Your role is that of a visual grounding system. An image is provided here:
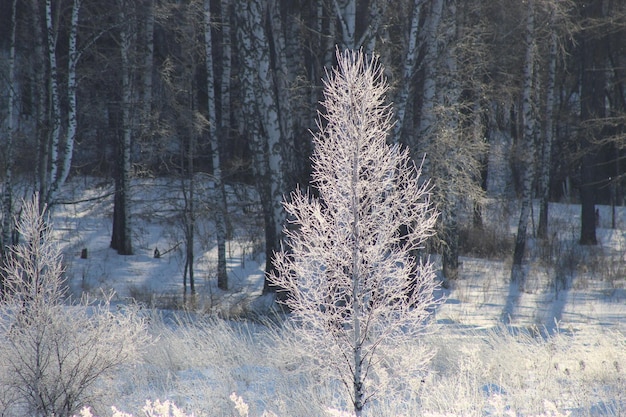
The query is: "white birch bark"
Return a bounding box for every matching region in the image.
[50,0,81,199]
[236,0,284,286]
[42,0,81,205]
[333,0,356,49]
[44,0,61,201]
[204,0,229,290]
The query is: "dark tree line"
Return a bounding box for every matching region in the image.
[1,0,626,294]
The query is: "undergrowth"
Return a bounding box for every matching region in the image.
[71,315,626,417]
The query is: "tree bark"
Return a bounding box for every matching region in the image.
[538,10,558,239]
[511,0,536,283]
[236,0,285,293]
[333,0,356,49]
[44,0,62,204]
[417,0,444,142]
[204,0,229,290]
[142,0,154,119]
[111,4,133,256]
[393,0,422,144]
[41,0,81,205]
[2,0,18,282]
[30,0,48,210]
[579,0,606,246]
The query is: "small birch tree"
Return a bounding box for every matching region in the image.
[270,49,440,416]
[0,195,148,417]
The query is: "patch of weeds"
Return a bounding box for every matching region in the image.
[126,283,184,309]
[459,222,513,259]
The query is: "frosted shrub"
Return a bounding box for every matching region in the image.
[76,400,194,417]
[0,195,149,417]
[270,49,440,416]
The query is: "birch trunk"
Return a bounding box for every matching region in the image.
[236,0,284,292]
[204,0,229,290]
[44,0,62,203]
[42,0,81,205]
[333,0,356,49]
[51,0,81,198]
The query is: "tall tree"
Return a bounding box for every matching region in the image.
[204,0,229,290]
[511,0,537,283]
[392,0,422,144]
[42,0,82,206]
[537,4,560,239]
[1,0,18,292]
[270,49,439,416]
[236,0,286,293]
[110,1,134,256]
[411,0,487,284]
[578,0,607,245]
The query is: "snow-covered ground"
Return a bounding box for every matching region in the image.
[40,177,626,416]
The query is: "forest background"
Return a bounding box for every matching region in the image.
[1,0,626,295]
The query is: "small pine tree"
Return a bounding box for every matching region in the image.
[270,49,440,416]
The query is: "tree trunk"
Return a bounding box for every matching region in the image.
[52,0,81,197]
[142,0,154,119]
[393,0,422,144]
[538,13,558,239]
[204,0,229,290]
[2,0,18,286]
[220,0,231,134]
[334,0,356,49]
[442,203,460,282]
[579,0,606,246]
[30,0,48,210]
[44,0,62,204]
[184,162,196,297]
[417,0,444,142]
[111,5,133,255]
[236,0,285,293]
[511,0,536,283]
[41,0,81,205]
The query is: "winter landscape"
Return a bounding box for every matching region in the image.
[36,177,626,417]
[2,51,626,417]
[3,1,626,416]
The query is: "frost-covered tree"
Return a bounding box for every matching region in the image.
[270,49,440,416]
[0,195,148,417]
